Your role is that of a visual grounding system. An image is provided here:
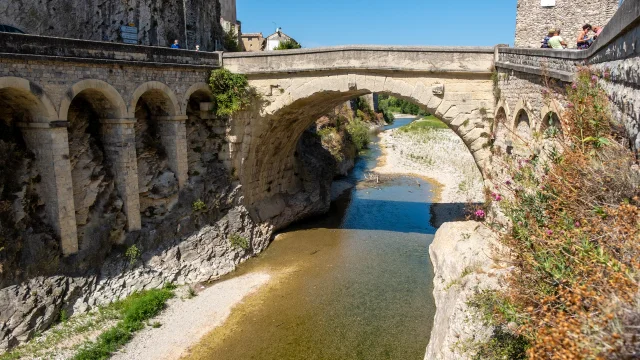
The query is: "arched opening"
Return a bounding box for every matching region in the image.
[513,109,533,156]
[66,89,127,253]
[185,88,218,181]
[133,87,181,222]
[0,86,59,287]
[235,79,490,230]
[540,111,563,139]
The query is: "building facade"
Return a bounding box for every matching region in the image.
[265,28,295,51]
[515,0,619,48]
[241,33,265,52]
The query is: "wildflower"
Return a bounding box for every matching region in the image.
[475,209,486,219]
[571,83,577,90]
[518,221,523,226]
[591,75,598,82]
[505,180,512,186]
[541,88,549,95]
[603,71,610,80]
[575,221,581,228]
[491,193,502,202]
[546,229,554,236]
[567,102,574,108]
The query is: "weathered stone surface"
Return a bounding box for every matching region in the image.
[425,221,510,360]
[0,0,224,51]
[515,0,618,48]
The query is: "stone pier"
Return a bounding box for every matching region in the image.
[19,122,79,255]
[156,115,189,188]
[100,118,142,232]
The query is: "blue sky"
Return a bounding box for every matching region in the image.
[237,0,517,48]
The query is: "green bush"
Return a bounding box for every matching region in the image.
[229,233,250,250]
[208,69,255,117]
[273,39,301,50]
[346,119,370,152]
[192,199,206,212]
[125,245,141,265]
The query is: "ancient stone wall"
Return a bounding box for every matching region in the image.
[0,0,224,51]
[515,0,618,48]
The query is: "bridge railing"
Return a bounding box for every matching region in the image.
[496,0,640,82]
[0,33,222,68]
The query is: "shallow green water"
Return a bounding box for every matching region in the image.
[186,117,437,360]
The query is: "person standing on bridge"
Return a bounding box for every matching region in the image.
[171,40,181,49]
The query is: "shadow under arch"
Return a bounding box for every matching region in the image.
[129,81,180,118]
[60,79,127,120]
[234,73,492,228]
[0,77,58,123]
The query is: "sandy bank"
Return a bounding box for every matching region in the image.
[111,272,270,360]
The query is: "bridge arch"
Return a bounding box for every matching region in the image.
[182,83,213,114]
[512,100,534,143]
[234,72,493,226]
[60,79,127,121]
[0,77,58,123]
[539,100,564,135]
[129,81,180,118]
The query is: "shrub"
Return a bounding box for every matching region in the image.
[125,245,141,266]
[208,68,255,117]
[273,39,301,50]
[223,28,240,52]
[192,199,206,212]
[229,233,249,250]
[318,127,345,162]
[345,119,370,152]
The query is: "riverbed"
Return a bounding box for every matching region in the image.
[183,116,438,360]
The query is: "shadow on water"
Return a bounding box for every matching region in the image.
[184,116,468,360]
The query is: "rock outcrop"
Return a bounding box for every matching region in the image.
[425,221,509,360]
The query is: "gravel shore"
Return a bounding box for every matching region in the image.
[111,272,270,360]
[373,121,484,222]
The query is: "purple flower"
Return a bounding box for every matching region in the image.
[575,221,581,228]
[591,75,599,82]
[571,83,577,90]
[567,102,574,108]
[541,88,549,95]
[505,180,512,186]
[475,210,486,219]
[546,229,554,236]
[603,71,610,79]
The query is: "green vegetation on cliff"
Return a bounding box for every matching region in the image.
[208,69,255,116]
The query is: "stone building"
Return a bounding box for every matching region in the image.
[241,33,265,52]
[515,0,619,48]
[0,0,225,51]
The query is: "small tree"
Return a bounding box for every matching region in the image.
[224,28,240,52]
[274,39,301,50]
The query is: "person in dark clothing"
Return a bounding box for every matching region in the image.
[577,24,593,49]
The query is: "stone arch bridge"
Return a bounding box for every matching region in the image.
[0,0,638,257]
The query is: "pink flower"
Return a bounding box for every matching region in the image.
[491,193,502,202]
[571,83,577,90]
[591,75,599,82]
[567,102,574,108]
[546,229,554,236]
[603,71,610,79]
[475,210,486,219]
[505,180,512,186]
[575,221,581,228]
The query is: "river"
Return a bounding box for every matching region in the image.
[185,116,438,360]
